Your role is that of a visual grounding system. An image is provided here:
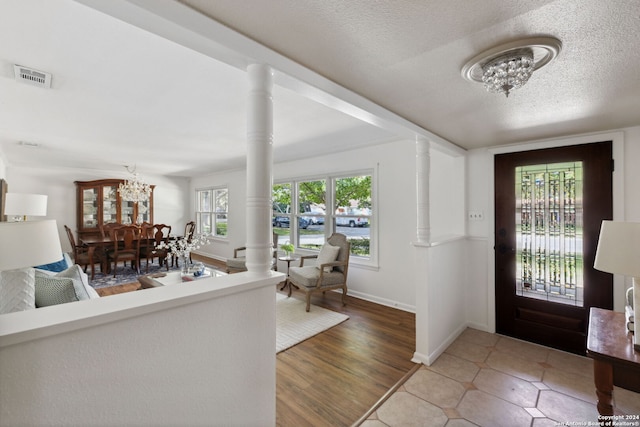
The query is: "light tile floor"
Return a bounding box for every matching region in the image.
[361,328,640,427]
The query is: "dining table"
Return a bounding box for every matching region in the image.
[80,232,185,276]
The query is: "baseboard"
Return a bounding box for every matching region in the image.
[411,323,467,366]
[191,251,226,268]
[346,289,416,313]
[466,321,491,333]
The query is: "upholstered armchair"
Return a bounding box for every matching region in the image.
[286,233,350,312]
[226,232,279,273]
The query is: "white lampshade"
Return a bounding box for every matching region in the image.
[594,220,640,351]
[594,221,640,277]
[0,220,62,271]
[4,193,48,219]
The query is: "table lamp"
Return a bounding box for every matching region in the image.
[3,193,48,221]
[594,220,640,351]
[0,220,62,271]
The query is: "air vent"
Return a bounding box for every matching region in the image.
[13,65,52,89]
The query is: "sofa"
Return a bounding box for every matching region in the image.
[0,253,100,314]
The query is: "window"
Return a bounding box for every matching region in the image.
[272,183,292,248]
[333,175,372,257]
[196,187,228,237]
[298,179,326,250]
[273,172,373,260]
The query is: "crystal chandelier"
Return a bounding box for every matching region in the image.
[461,37,562,98]
[481,49,534,97]
[118,166,151,202]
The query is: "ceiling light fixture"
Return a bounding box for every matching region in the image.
[118,165,151,203]
[461,37,562,98]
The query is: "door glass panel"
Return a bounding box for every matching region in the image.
[515,162,583,306]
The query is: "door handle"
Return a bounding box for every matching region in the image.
[496,244,515,254]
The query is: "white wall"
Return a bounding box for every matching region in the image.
[430,149,465,239]
[0,154,6,180]
[6,166,190,252]
[191,168,246,262]
[464,126,640,332]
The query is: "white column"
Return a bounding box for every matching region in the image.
[416,137,431,243]
[245,64,274,273]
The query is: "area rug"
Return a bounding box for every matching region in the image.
[89,260,181,289]
[276,293,349,353]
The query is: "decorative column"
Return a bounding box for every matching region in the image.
[245,64,274,273]
[416,137,431,243]
[412,136,432,365]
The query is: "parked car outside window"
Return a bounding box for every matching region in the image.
[335,208,370,228]
[273,216,310,229]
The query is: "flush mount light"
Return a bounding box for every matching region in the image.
[461,37,562,97]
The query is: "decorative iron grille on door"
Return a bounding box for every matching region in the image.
[515,162,583,306]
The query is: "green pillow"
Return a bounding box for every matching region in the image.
[34,275,79,307]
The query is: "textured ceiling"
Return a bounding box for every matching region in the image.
[1,0,639,177]
[184,0,640,148]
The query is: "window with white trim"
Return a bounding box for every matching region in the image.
[196,187,228,237]
[273,172,373,259]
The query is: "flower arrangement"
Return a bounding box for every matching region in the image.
[281,241,295,257]
[157,233,209,261]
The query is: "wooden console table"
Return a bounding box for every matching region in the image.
[586,307,640,416]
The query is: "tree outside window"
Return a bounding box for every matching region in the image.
[273,173,372,258]
[272,183,292,247]
[298,179,326,250]
[334,175,371,256]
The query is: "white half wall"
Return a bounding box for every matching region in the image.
[0,272,281,427]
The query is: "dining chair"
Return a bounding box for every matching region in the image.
[64,225,102,279]
[174,221,196,267]
[137,222,154,271]
[184,221,196,241]
[108,225,141,277]
[143,223,171,272]
[99,222,122,261]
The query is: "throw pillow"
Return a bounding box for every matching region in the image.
[34,275,79,307]
[50,265,92,300]
[35,265,97,303]
[316,244,340,273]
[0,268,36,314]
[34,255,71,273]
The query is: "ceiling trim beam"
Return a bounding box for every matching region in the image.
[75,0,465,157]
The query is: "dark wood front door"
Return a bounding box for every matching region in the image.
[495,142,613,354]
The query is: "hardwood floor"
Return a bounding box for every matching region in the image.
[276,289,416,427]
[191,254,417,425]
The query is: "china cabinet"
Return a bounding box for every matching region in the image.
[74,179,154,240]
